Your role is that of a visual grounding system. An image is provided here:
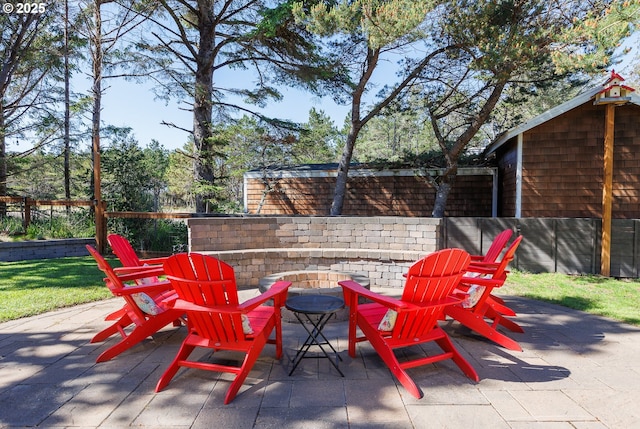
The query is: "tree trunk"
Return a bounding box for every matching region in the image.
[429,81,508,217]
[192,2,216,213]
[431,182,452,218]
[330,124,360,215]
[431,166,457,218]
[91,0,103,207]
[90,0,107,253]
[0,104,6,217]
[64,0,71,209]
[330,47,380,215]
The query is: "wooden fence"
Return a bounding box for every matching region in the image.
[0,197,94,229]
[443,217,640,277]
[0,197,193,254]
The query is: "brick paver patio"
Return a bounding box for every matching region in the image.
[1,289,639,428]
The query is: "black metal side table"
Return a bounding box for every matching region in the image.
[285,294,345,377]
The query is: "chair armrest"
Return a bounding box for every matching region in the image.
[170,290,291,314]
[411,295,462,309]
[110,280,173,296]
[115,267,166,282]
[169,299,234,313]
[239,281,291,312]
[139,256,168,265]
[339,280,409,311]
[460,275,504,289]
[466,263,500,274]
[113,266,165,276]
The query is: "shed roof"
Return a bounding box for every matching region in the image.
[485,76,640,156]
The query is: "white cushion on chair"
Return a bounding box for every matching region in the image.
[378,309,398,331]
[132,293,163,315]
[241,314,254,335]
[462,272,488,308]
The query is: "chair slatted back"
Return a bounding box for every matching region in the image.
[483,229,513,263]
[108,234,142,267]
[164,253,245,343]
[489,235,523,281]
[395,248,470,339]
[86,244,147,325]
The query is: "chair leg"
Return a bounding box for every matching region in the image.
[359,321,423,399]
[104,307,127,321]
[486,296,517,317]
[91,313,132,344]
[485,307,524,333]
[224,334,270,404]
[497,317,524,333]
[446,306,522,352]
[156,341,196,392]
[434,333,479,382]
[96,312,181,363]
[273,317,283,359]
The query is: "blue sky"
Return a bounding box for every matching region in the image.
[99,34,640,153]
[6,72,351,154]
[100,78,350,151]
[7,29,637,154]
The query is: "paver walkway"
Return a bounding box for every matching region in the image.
[1,290,639,428]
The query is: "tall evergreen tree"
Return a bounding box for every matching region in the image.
[293,0,439,215]
[406,0,640,217]
[0,9,62,214]
[136,0,343,212]
[297,0,640,216]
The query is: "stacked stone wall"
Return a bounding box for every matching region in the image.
[188,217,442,288]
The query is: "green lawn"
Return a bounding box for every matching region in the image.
[499,271,640,326]
[1,257,639,326]
[0,256,113,322]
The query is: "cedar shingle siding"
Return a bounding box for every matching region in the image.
[495,102,640,218]
[245,169,494,216]
[497,143,518,217]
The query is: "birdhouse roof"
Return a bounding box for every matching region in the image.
[606,70,625,84]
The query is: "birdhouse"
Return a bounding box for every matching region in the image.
[595,70,635,104]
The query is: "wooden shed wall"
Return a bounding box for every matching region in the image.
[611,105,640,216]
[497,142,518,217]
[497,102,640,219]
[521,102,604,217]
[245,170,494,217]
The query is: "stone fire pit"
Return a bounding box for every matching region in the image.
[258,270,370,322]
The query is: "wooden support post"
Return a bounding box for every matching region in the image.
[601,103,615,276]
[95,199,106,254]
[93,132,106,254]
[23,197,31,230]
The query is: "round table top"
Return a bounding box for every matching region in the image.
[285,294,345,315]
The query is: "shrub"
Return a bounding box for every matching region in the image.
[107,218,188,254]
[0,216,25,237]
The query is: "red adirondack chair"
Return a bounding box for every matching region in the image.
[87,245,182,363]
[468,228,515,315]
[445,235,524,351]
[471,229,513,264]
[107,233,168,276]
[156,253,291,404]
[339,248,479,399]
[468,232,524,321]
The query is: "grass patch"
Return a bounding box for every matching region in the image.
[0,257,113,322]
[500,271,640,326]
[1,258,639,326]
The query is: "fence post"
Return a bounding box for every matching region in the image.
[94,199,107,254]
[23,197,31,231]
